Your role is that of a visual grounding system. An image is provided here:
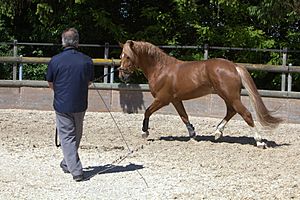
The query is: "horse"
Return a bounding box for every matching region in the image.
[118,40,283,148]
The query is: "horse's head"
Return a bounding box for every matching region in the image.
[118,40,137,82]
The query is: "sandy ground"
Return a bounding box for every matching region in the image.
[0,109,299,200]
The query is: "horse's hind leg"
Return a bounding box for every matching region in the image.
[214,104,236,140]
[172,101,196,138]
[231,99,266,148]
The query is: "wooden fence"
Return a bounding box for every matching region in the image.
[1,41,300,97]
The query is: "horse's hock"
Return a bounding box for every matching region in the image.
[0,80,299,123]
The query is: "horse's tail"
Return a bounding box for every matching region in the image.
[236,65,283,128]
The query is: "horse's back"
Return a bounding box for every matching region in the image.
[153,57,242,101]
[204,58,237,70]
[176,58,239,83]
[177,58,237,73]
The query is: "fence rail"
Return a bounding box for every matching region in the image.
[1,56,300,72]
[0,56,120,66]
[1,41,300,95]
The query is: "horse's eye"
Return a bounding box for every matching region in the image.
[120,53,128,59]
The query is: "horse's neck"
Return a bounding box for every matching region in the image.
[140,55,179,82]
[142,64,160,81]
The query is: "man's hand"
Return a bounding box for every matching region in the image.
[48,82,54,90]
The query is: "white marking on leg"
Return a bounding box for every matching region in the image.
[254,130,262,142]
[214,119,227,140]
[217,119,227,132]
[254,126,266,148]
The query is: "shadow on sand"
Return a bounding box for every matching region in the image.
[83,163,144,181]
[157,134,290,148]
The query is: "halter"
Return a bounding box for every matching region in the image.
[118,65,136,75]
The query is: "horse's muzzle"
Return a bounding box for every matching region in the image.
[120,73,131,83]
[118,67,131,82]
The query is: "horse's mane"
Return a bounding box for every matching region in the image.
[124,41,175,63]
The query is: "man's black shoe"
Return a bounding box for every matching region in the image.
[73,174,84,182]
[60,162,70,173]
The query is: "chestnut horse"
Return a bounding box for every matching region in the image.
[119,40,282,148]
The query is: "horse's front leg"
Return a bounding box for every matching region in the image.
[142,99,167,138]
[172,101,196,138]
[142,118,149,138]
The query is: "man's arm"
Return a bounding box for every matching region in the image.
[89,59,94,87]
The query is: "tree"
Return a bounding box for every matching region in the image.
[0,0,300,89]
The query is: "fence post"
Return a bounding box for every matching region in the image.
[19,55,23,81]
[103,42,109,83]
[204,44,208,60]
[13,40,18,80]
[288,63,292,92]
[281,47,287,91]
[108,43,115,83]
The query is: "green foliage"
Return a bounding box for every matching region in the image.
[22,63,47,80]
[21,49,47,80]
[0,0,16,18]
[35,3,53,25]
[0,0,300,89]
[0,44,13,79]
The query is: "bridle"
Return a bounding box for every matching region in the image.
[118,66,130,74]
[119,51,137,76]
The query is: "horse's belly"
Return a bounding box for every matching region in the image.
[175,87,213,100]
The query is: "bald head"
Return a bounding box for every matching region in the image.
[61,28,79,48]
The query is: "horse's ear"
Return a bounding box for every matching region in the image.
[118,42,123,48]
[126,40,134,48]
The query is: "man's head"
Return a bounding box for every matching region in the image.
[61,28,79,48]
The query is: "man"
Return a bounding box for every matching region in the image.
[46,28,94,182]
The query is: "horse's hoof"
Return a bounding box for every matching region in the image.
[141,131,149,139]
[189,131,196,138]
[189,135,197,141]
[214,129,223,140]
[256,141,267,149]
